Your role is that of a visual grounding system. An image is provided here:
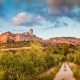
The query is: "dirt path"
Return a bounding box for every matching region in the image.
[0,47,30,51]
[0,47,43,51]
[54,62,76,80]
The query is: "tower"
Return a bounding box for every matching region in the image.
[29,29,33,36]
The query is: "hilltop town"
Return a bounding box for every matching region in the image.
[0,29,80,45]
[0,29,42,43]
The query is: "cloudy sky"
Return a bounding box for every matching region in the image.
[0,0,80,39]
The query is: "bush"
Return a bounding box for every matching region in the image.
[0,41,63,80]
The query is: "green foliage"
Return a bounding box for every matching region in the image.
[69,63,80,80]
[0,41,30,49]
[67,53,74,62]
[0,41,65,80]
[67,51,80,65]
[0,41,80,79]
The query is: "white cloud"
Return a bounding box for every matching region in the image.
[12,12,43,26]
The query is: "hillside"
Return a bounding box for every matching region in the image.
[0,29,80,45]
[0,29,42,43]
[43,37,80,45]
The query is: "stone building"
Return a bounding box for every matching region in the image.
[0,29,42,43]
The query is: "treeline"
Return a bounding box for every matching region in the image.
[45,43,80,65]
[0,41,31,49]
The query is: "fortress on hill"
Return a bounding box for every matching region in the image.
[0,29,42,43]
[0,29,80,45]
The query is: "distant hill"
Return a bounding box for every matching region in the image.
[43,37,80,45]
